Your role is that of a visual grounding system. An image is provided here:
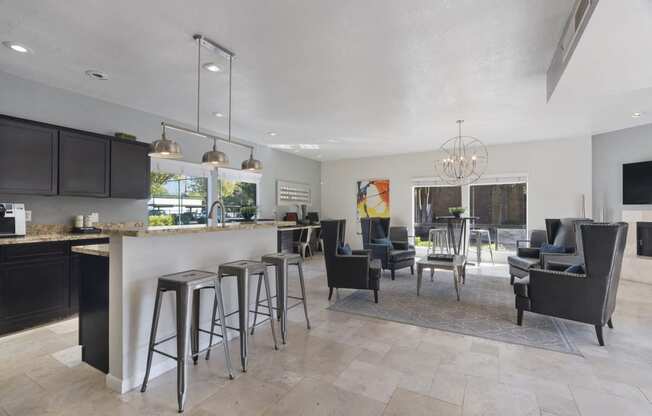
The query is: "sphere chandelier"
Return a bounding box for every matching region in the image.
[434,120,488,186]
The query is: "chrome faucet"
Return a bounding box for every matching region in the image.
[208,200,226,227]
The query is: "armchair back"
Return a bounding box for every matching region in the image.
[545,218,593,253]
[582,222,628,324]
[389,226,409,243]
[360,217,390,249]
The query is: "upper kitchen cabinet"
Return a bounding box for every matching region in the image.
[110,139,151,198]
[0,117,58,195]
[59,130,110,197]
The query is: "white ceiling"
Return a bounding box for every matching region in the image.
[0,0,650,161]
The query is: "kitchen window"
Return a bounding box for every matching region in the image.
[217,168,261,220]
[149,160,211,226]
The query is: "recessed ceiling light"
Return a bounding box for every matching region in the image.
[202,63,222,72]
[269,144,293,149]
[299,144,320,150]
[213,112,224,117]
[632,112,643,118]
[2,41,32,54]
[85,70,109,80]
[267,132,278,137]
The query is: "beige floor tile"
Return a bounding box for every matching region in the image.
[333,359,402,403]
[262,377,385,416]
[640,385,652,403]
[194,375,287,416]
[429,367,467,406]
[51,345,82,368]
[462,375,538,416]
[45,318,79,335]
[571,386,652,416]
[383,388,461,416]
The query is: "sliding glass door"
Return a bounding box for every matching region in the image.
[413,185,461,249]
[469,182,527,262]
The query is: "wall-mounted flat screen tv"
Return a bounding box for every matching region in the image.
[623,160,652,204]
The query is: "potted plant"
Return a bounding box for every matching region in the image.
[448,207,465,218]
[240,205,257,222]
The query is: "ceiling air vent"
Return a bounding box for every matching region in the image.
[546,0,599,101]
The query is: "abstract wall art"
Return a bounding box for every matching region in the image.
[356,179,390,218]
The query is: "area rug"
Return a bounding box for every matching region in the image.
[328,270,582,355]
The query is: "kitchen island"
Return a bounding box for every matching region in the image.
[104,222,289,393]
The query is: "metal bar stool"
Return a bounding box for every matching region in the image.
[251,253,311,344]
[215,260,278,372]
[469,228,495,265]
[428,228,450,255]
[141,270,233,413]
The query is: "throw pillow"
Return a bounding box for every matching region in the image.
[373,237,394,250]
[337,243,352,256]
[565,264,585,274]
[539,243,568,254]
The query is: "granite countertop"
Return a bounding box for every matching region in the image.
[103,221,297,237]
[71,244,109,257]
[0,233,110,246]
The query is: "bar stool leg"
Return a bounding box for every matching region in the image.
[262,269,279,350]
[487,231,495,265]
[205,289,219,361]
[250,273,263,335]
[141,285,163,393]
[236,270,250,372]
[176,286,192,413]
[191,289,200,365]
[215,279,234,380]
[297,262,311,330]
[277,262,288,344]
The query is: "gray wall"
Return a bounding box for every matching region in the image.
[592,123,652,221]
[0,71,321,225]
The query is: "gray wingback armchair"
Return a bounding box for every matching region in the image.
[507,218,593,285]
[360,218,416,280]
[321,219,381,303]
[513,222,628,346]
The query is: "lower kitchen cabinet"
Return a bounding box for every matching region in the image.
[0,239,108,336]
[0,256,70,335]
[78,253,109,373]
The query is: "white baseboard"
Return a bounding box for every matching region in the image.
[105,360,177,394]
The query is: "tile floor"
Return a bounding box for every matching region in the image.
[1,256,651,415]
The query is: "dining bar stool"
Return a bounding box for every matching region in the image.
[140,270,234,413]
[428,228,450,255]
[252,253,311,344]
[215,260,278,372]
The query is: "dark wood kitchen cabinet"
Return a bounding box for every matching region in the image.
[59,130,111,197]
[111,138,151,198]
[0,253,70,335]
[0,117,59,195]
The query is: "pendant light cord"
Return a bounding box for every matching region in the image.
[196,36,201,132]
[228,54,233,143]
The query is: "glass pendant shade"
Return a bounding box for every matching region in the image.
[149,132,183,159]
[241,153,263,172]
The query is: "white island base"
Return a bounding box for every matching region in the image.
[106,225,278,393]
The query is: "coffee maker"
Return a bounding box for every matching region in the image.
[0,203,26,237]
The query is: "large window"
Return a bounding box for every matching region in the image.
[470,182,527,251]
[149,172,208,226]
[220,179,258,220]
[413,185,461,246]
[217,168,260,220]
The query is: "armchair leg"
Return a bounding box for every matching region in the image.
[510,275,515,285]
[607,318,614,329]
[410,265,414,275]
[595,325,605,346]
[373,290,378,304]
[328,287,334,301]
[517,309,523,326]
[391,269,395,280]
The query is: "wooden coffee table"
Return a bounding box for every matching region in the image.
[416,255,466,301]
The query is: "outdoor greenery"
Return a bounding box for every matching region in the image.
[221,180,256,207]
[149,214,175,226]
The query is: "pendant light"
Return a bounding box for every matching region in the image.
[148,128,183,159]
[241,149,263,171]
[152,34,262,172]
[199,35,228,168]
[434,120,488,185]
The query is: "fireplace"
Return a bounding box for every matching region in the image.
[637,222,652,257]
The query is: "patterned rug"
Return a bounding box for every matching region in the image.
[328,270,582,355]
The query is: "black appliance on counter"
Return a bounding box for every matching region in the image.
[637,222,652,257]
